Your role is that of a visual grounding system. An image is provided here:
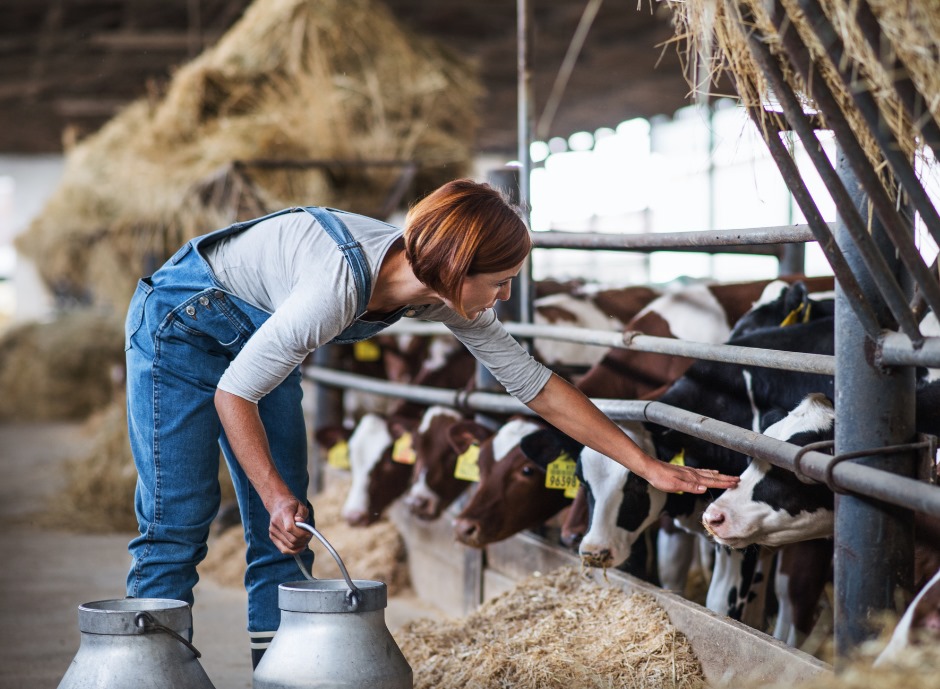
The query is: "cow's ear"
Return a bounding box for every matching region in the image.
[387,414,419,439]
[315,425,351,449]
[520,429,582,469]
[782,281,810,316]
[447,421,492,454]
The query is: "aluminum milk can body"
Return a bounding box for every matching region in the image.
[253,579,413,689]
[58,598,216,689]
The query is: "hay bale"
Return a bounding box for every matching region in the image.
[17,0,479,312]
[0,310,123,422]
[48,394,236,533]
[667,0,938,203]
[201,472,411,595]
[396,566,706,689]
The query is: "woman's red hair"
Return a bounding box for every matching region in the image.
[404,179,531,318]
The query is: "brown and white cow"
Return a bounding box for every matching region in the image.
[315,335,477,526]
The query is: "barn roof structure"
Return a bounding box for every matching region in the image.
[1,0,696,155]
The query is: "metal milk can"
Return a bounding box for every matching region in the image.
[58,597,216,689]
[253,522,413,689]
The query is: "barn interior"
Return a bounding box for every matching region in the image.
[2,1,940,688]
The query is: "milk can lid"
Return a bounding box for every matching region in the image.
[278,579,387,613]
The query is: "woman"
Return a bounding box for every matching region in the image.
[124,178,737,666]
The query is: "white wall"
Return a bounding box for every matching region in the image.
[0,154,65,326]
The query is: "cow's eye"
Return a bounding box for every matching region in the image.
[521,465,534,476]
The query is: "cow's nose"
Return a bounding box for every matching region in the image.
[702,508,725,532]
[407,496,432,519]
[454,518,482,547]
[343,509,370,527]
[580,548,613,568]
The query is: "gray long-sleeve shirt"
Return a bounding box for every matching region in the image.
[202,210,551,404]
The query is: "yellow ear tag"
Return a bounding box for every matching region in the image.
[392,432,416,465]
[669,449,685,466]
[327,440,350,469]
[545,452,578,494]
[353,339,382,362]
[670,449,685,494]
[779,302,806,327]
[454,444,481,482]
[564,478,580,499]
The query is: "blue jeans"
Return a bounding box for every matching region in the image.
[124,231,313,639]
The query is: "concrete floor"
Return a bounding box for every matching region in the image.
[0,422,442,689]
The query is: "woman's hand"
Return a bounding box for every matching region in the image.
[643,460,739,495]
[268,496,313,554]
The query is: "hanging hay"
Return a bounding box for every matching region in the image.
[201,472,410,595]
[0,310,123,422]
[396,566,706,689]
[47,394,236,533]
[16,0,480,313]
[666,0,939,204]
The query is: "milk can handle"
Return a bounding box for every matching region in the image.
[134,611,202,659]
[292,521,362,610]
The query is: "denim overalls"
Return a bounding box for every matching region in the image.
[123,207,408,645]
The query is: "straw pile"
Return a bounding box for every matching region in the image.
[396,566,706,689]
[737,642,940,689]
[48,394,237,533]
[667,0,939,202]
[16,0,479,312]
[201,472,411,595]
[0,310,123,421]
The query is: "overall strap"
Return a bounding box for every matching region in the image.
[302,207,373,318]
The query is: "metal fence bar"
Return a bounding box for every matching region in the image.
[302,366,940,519]
[382,320,837,374]
[741,107,884,339]
[737,2,925,345]
[879,332,940,368]
[798,0,940,248]
[532,225,816,254]
[768,0,940,333]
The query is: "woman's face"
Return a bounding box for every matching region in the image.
[448,262,524,319]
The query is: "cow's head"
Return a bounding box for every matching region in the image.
[702,394,835,547]
[729,280,835,339]
[453,419,580,548]
[576,422,693,569]
[403,407,492,520]
[339,413,417,526]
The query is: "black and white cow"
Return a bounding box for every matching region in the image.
[875,567,940,666]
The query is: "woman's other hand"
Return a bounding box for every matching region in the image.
[268,496,313,554]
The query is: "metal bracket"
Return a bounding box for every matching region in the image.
[793,438,935,493]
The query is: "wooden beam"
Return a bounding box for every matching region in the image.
[89,30,222,51]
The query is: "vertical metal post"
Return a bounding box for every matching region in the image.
[516,0,534,328]
[833,150,916,661]
[310,345,344,495]
[779,244,806,276]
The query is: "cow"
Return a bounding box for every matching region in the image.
[875,567,940,666]
[452,419,580,548]
[450,280,824,549]
[573,421,774,628]
[576,276,834,401]
[531,286,660,380]
[314,336,477,526]
[402,406,494,520]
